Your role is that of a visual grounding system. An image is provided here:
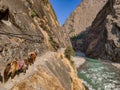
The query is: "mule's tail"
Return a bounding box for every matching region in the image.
[4,63,11,83]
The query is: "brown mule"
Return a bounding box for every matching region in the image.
[28,57,33,65]
[24,58,30,68]
[4,60,18,82]
[28,52,37,64]
[4,63,11,83]
[3,59,29,83]
[10,60,19,79]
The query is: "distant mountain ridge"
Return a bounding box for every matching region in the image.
[62,0,108,36]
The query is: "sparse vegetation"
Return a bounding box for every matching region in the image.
[70,31,88,40]
[70,76,73,83]
[49,37,57,50]
[64,46,75,65]
[30,10,37,18]
[69,29,75,33]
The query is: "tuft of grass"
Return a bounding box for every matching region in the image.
[70,31,87,40]
[49,37,58,50]
[30,10,37,18]
[49,37,55,47]
[49,36,59,50]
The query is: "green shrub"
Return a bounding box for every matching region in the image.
[31,10,37,18]
[70,31,87,40]
[69,29,75,33]
[49,37,55,47]
[64,46,75,65]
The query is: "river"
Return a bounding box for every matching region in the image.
[77,58,120,90]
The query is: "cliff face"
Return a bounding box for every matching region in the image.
[0,0,71,68]
[84,0,120,62]
[62,0,108,37]
[0,0,85,89]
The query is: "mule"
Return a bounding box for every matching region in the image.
[3,59,29,83]
[4,63,11,83]
[28,51,37,65]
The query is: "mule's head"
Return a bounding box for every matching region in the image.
[28,51,37,61]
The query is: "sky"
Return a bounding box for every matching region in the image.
[50,0,81,26]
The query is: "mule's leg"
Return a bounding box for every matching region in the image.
[4,72,9,83]
[11,73,14,79]
[16,69,20,76]
[28,58,32,65]
[30,59,33,65]
[3,76,7,83]
[0,74,3,83]
[11,70,15,79]
[31,59,33,64]
[26,66,28,70]
[23,69,26,73]
[22,66,27,74]
[33,59,35,64]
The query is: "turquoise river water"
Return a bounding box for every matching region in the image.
[78,58,120,90]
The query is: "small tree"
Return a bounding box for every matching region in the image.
[64,46,75,60]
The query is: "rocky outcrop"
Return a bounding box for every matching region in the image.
[0,0,71,70]
[11,52,85,90]
[84,0,120,62]
[62,0,108,37]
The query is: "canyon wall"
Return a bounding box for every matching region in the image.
[84,0,120,62]
[0,0,71,69]
[0,0,85,90]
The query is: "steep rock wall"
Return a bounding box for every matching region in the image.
[84,0,120,62]
[0,0,71,71]
[0,0,84,90]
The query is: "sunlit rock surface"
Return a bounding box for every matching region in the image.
[11,52,85,90]
[62,0,108,37]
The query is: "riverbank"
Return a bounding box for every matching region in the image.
[102,59,120,70]
[77,57,120,90]
[112,63,120,69]
[73,56,86,69]
[72,51,86,69]
[72,52,120,70]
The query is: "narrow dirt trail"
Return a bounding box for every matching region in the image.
[0,50,86,90]
[0,51,55,90]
